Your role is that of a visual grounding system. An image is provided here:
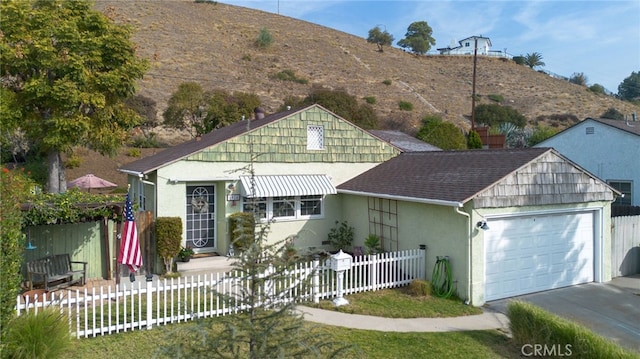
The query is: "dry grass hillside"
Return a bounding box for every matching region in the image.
[68,0,638,187]
[96,0,637,134]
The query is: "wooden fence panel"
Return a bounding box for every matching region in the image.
[611,215,640,277]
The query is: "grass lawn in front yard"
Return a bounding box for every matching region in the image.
[63,287,522,358]
[310,287,483,318]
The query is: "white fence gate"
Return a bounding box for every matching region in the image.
[16,249,425,338]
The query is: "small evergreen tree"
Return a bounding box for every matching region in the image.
[467,130,483,149]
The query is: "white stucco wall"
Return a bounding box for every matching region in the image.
[536,120,640,206]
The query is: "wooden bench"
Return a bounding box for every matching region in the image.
[26,254,87,291]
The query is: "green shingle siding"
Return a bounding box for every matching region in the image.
[186,109,398,163]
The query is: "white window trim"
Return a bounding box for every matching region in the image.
[243,195,325,222]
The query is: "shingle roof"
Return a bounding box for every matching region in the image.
[119,106,303,175]
[337,147,551,205]
[368,130,441,152]
[589,118,640,137]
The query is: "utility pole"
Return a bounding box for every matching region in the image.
[471,37,478,131]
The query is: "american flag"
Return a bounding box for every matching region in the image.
[117,192,142,273]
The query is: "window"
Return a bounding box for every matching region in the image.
[307,125,324,150]
[242,195,324,220]
[608,181,632,206]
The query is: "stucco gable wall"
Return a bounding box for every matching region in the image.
[474,151,614,208]
[536,120,640,205]
[187,107,398,163]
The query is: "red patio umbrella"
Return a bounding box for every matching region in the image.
[67,174,118,192]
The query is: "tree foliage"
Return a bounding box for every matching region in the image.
[282,86,379,129]
[367,26,394,52]
[467,130,483,149]
[0,167,35,344]
[569,72,588,86]
[155,217,183,274]
[528,125,558,147]
[163,82,261,137]
[397,21,436,55]
[588,83,606,95]
[416,115,466,150]
[618,71,640,101]
[0,0,149,193]
[524,52,545,69]
[600,107,625,120]
[474,104,527,128]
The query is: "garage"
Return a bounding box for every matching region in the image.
[484,211,596,301]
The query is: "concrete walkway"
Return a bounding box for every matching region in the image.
[296,305,510,333]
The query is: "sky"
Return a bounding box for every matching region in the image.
[221,0,639,93]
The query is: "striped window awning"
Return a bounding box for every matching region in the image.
[240,175,337,198]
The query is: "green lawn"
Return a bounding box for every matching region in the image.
[62,288,523,358]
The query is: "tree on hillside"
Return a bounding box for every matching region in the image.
[416,115,466,150]
[281,86,379,129]
[618,71,640,101]
[569,72,588,86]
[0,0,149,193]
[163,83,261,137]
[600,108,624,120]
[588,83,606,95]
[397,21,436,55]
[474,104,527,128]
[524,52,545,69]
[367,26,394,52]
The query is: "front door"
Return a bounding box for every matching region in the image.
[186,185,216,253]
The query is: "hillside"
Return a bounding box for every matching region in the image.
[96,0,637,135]
[65,0,638,187]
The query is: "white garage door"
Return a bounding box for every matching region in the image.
[484,211,594,301]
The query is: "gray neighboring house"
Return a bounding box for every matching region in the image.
[535,117,640,207]
[369,130,441,152]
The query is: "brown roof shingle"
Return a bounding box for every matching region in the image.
[337,147,551,205]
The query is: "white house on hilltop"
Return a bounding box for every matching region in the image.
[437,35,495,56]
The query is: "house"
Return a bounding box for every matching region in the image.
[337,148,618,305]
[535,117,640,207]
[437,35,492,55]
[119,104,400,256]
[368,130,441,152]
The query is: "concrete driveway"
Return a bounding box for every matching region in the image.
[485,274,640,354]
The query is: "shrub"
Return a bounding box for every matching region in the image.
[255,27,273,49]
[601,107,624,120]
[327,220,354,252]
[467,130,483,149]
[507,301,638,358]
[242,54,251,61]
[406,279,431,297]
[274,69,308,84]
[4,307,71,359]
[155,217,183,274]
[382,79,392,85]
[588,83,606,95]
[127,148,141,157]
[129,134,162,148]
[64,154,82,169]
[416,115,466,150]
[363,96,377,104]
[0,168,35,343]
[512,56,526,65]
[228,212,255,253]
[528,125,558,146]
[487,94,504,103]
[364,234,381,254]
[398,101,413,111]
[474,103,527,128]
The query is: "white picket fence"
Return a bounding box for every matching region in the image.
[16,248,425,338]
